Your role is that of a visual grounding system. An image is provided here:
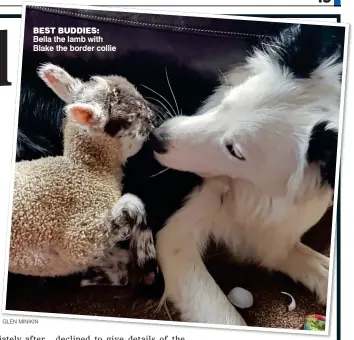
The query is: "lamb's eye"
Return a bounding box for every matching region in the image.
[104,118,130,137]
[226,144,246,161]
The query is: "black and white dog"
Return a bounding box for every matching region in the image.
[16,23,342,324]
[150,24,342,324]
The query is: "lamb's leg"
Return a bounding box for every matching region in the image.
[273,242,329,304]
[80,248,130,287]
[116,194,164,298]
[80,193,161,291]
[79,194,140,287]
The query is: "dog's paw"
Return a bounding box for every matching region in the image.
[278,244,330,305]
[299,250,329,305]
[312,255,329,305]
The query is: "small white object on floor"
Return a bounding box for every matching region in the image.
[281,291,296,311]
[227,287,254,309]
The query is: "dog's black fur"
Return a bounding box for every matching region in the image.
[308,121,338,189]
[259,24,343,189]
[263,24,344,79]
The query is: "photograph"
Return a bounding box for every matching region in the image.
[4,3,347,333]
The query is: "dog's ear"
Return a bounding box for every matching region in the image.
[37,63,82,103]
[307,121,338,189]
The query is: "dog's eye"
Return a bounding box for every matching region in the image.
[226,144,246,161]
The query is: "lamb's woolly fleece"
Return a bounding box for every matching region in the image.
[10,117,125,277]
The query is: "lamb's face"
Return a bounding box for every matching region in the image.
[72,75,155,158]
[38,63,155,159]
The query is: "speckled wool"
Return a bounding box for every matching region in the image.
[10,118,125,276]
[10,63,156,283]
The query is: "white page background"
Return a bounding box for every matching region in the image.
[0,4,351,340]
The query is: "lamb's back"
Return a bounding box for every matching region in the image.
[11,156,121,252]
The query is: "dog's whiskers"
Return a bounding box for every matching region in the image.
[149,103,168,123]
[146,97,173,120]
[141,84,177,118]
[149,168,170,178]
[146,96,174,120]
[165,67,181,116]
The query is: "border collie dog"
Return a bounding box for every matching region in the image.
[151,24,342,325]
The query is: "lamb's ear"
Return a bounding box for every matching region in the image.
[65,103,103,127]
[37,63,82,103]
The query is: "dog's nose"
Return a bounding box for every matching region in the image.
[150,129,168,154]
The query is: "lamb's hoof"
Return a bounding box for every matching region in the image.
[136,259,165,299]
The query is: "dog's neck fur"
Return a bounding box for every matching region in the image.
[63,118,123,175]
[205,163,331,228]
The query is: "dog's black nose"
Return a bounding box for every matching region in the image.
[150,129,168,154]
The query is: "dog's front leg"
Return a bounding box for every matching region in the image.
[275,242,329,304]
[156,210,246,326]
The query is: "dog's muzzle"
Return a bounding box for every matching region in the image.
[150,128,169,154]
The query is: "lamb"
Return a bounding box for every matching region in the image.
[9,63,158,287]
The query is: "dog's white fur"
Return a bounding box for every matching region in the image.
[154,42,340,325]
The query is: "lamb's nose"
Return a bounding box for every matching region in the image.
[150,129,169,154]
